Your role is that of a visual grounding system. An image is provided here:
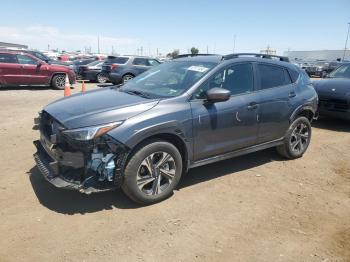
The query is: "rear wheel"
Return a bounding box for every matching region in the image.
[122,140,183,204]
[51,74,66,90]
[276,116,312,159]
[122,74,134,84]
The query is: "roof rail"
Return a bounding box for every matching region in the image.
[223,53,290,62]
[174,53,218,59]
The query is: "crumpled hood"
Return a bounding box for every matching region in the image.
[313,78,350,99]
[44,87,159,129]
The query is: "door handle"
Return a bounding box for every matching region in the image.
[289,91,296,98]
[247,102,258,110]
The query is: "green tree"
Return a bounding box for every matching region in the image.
[190,47,199,55]
[166,49,180,59]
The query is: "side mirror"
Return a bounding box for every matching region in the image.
[36,61,42,67]
[206,87,231,103]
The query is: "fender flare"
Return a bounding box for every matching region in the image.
[289,104,316,123]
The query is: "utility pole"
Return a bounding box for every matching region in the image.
[206,45,209,54]
[47,44,50,51]
[140,46,143,56]
[156,48,159,57]
[233,34,236,53]
[97,36,100,54]
[342,22,350,61]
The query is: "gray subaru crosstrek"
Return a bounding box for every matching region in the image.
[33,53,318,204]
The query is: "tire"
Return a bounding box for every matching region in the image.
[96,73,108,83]
[276,116,312,159]
[122,74,134,84]
[122,140,183,204]
[51,74,66,90]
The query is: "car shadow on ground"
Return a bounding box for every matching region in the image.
[27,148,281,214]
[312,117,350,132]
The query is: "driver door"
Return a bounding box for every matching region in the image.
[16,54,49,85]
[190,63,260,161]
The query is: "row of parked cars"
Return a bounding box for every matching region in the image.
[0,48,161,88]
[31,52,350,205]
[293,60,343,78]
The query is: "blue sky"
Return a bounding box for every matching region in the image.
[0,0,349,55]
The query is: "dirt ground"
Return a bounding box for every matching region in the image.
[0,83,349,262]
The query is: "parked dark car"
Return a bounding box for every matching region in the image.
[101,55,160,84]
[304,61,342,78]
[0,51,76,89]
[70,58,99,75]
[313,63,350,120]
[33,54,318,204]
[77,60,107,83]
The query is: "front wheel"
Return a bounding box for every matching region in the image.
[122,140,183,204]
[276,116,312,159]
[96,73,108,83]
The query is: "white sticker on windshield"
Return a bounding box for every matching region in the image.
[187,66,209,73]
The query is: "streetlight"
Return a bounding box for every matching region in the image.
[342,22,350,61]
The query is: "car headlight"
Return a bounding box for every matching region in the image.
[62,121,122,141]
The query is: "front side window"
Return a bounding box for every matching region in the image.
[120,61,217,98]
[16,54,37,65]
[193,63,254,99]
[258,64,291,89]
[0,53,17,63]
[329,64,350,79]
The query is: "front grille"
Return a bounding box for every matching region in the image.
[319,98,349,112]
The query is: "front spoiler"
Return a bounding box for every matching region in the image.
[33,140,117,194]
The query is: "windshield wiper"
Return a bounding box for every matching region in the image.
[122,89,153,99]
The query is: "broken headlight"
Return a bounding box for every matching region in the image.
[62,122,123,141]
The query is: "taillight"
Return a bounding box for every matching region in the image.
[111,64,118,70]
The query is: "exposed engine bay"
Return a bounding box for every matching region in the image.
[33,111,129,193]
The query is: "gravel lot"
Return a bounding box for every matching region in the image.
[0,82,349,262]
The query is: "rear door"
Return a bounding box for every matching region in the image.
[0,53,22,85]
[255,63,295,143]
[16,54,50,85]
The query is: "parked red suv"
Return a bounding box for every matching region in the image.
[0,51,76,89]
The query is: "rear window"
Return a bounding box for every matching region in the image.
[106,56,129,64]
[0,53,17,63]
[258,64,292,89]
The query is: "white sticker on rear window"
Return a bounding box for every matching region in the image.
[187,66,209,73]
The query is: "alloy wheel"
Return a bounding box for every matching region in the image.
[136,152,176,196]
[289,122,310,154]
[123,75,133,84]
[56,75,66,88]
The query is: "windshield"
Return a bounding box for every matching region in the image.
[120,61,217,98]
[33,52,50,61]
[329,64,350,79]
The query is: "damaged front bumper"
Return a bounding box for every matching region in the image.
[33,112,129,194]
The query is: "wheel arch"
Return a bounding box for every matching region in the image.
[126,132,190,173]
[50,72,67,85]
[290,105,316,123]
